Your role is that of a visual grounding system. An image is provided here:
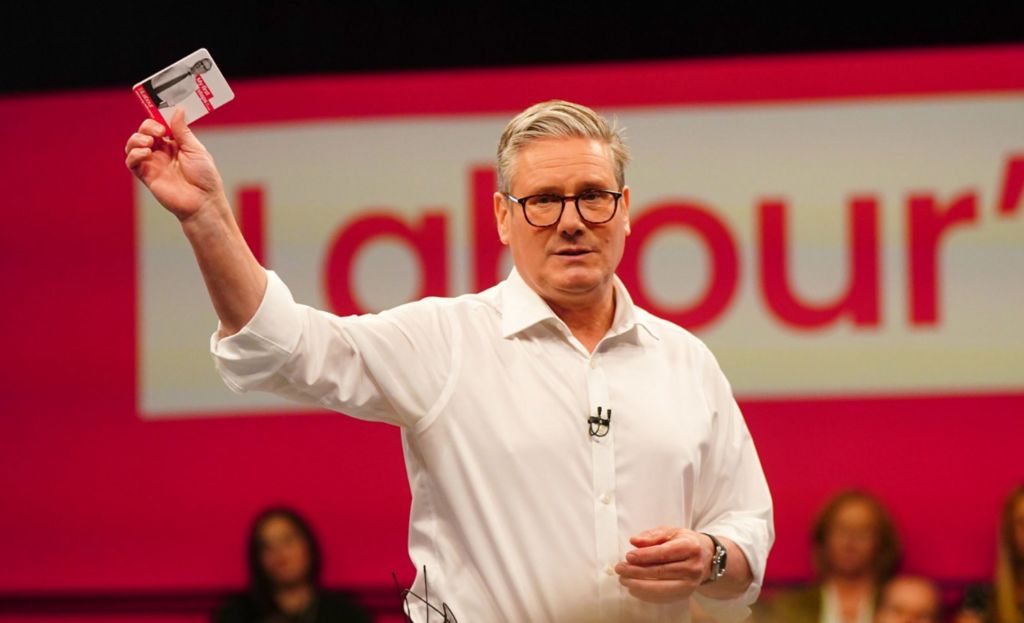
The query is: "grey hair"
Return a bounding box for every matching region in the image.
[496,100,630,193]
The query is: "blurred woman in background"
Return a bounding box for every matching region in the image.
[957,485,1024,623]
[214,507,371,623]
[763,489,901,623]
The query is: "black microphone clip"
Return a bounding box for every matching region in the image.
[588,406,612,438]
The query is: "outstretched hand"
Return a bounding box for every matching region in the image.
[124,107,225,222]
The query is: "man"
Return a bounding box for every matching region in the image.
[143,57,214,109]
[125,99,773,622]
[874,576,942,623]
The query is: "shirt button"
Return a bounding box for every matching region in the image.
[600,493,613,505]
[604,564,616,576]
[589,358,597,369]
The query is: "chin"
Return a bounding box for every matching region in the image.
[549,271,597,289]
[553,263,605,282]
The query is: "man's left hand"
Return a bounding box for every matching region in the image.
[614,526,713,603]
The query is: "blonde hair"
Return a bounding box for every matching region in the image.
[496,99,630,193]
[995,485,1024,623]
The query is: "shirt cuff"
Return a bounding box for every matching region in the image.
[692,522,769,620]
[208,269,304,393]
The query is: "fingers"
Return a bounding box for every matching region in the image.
[618,526,708,603]
[169,107,201,149]
[128,119,169,169]
[170,107,187,137]
[125,132,155,154]
[137,117,167,138]
[125,146,152,170]
[626,535,700,566]
[615,560,696,581]
[618,578,692,603]
[629,525,677,547]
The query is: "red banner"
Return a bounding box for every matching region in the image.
[1,45,1022,598]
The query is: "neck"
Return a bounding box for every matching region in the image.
[547,286,616,354]
[827,574,875,592]
[274,583,314,615]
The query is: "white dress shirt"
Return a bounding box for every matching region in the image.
[210,267,774,622]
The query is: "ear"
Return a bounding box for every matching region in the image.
[621,186,631,236]
[493,191,511,245]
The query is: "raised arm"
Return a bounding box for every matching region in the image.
[124,108,265,337]
[126,109,454,429]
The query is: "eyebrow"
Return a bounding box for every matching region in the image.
[522,181,611,195]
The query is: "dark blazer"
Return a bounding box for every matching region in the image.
[757,585,822,623]
[213,590,373,623]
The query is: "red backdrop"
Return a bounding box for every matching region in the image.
[1,46,1022,609]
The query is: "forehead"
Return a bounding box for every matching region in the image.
[260,516,299,539]
[513,137,615,192]
[884,580,936,608]
[833,498,877,521]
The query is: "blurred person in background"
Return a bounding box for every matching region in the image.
[873,575,942,623]
[761,490,901,623]
[956,485,1024,623]
[214,507,372,623]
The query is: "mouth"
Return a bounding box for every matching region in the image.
[553,248,592,257]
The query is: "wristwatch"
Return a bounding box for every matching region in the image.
[701,533,727,584]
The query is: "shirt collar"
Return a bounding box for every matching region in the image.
[500,267,659,342]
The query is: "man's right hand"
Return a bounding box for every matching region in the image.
[124,107,267,338]
[124,107,225,223]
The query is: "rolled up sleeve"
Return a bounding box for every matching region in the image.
[210,269,304,394]
[692,347,775,622]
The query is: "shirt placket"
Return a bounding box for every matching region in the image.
[586,350,620,622]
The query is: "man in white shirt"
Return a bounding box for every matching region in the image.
[125,100,773,622]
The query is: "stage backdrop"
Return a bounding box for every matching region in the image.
[1,45,1022,609]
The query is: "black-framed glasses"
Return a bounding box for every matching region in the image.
[504,189,623,227]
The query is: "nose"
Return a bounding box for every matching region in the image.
[556,197,585,238]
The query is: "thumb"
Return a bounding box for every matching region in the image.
[630,526,675,546]
[169,107,202,150]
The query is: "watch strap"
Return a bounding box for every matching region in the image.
[700,532,727,584]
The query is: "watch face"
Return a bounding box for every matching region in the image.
[703,533,727,582]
